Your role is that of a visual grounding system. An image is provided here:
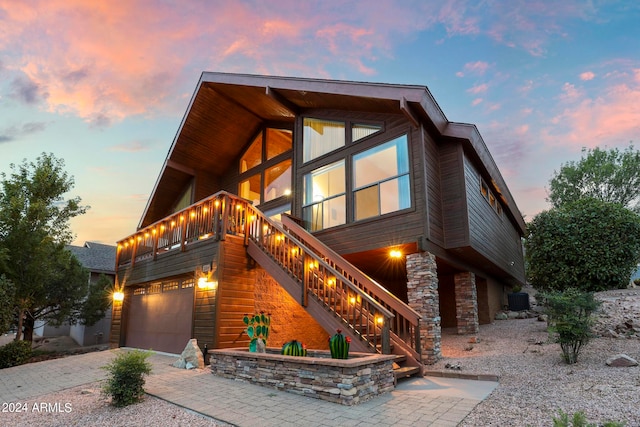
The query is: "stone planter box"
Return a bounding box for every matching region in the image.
[209,348,396,405]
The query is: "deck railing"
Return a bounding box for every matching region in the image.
[116,191,420,362]
[116,192,247,268]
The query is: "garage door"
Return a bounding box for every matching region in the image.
[126,282,194,354]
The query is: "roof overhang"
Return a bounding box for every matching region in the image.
[139,72,525,236]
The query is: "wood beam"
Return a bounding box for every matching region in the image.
[266,86,298,115]
[400,97,420,128]
[167,159,196,176]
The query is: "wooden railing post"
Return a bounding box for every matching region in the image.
[220,195,230,241]
[152,228,159,260]
[382,318,391,354]
[131,237,137,268]
[301,252,309,307]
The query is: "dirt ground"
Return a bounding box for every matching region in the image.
[0,333,109,363]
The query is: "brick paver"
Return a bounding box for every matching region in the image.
[0,350,496,426]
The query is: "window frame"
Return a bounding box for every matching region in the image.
[237,126,293,208]
[297,115,413,232]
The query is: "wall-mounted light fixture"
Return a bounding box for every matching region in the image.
[198,263,218,291]
[389,249,403,259]
[113,291,125,302]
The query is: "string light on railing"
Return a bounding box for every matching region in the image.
[190,211,196,219]
[203,207,208,213]
[170,220,176,228]
[327,277,335,287]
[349,296,357,305]
[214,200,220,207]
[376,316,384,325]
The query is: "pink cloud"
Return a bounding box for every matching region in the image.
[472,98,483,106]
[468,83,489,94]
[0,1,405,125]
[580,71,596,81]
[459,61,490,77]
[546,69,640,148]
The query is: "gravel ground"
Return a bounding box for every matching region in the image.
[442,288,640,426]
[1,385,228,427]
[2,288,639,426]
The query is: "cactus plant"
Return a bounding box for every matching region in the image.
[329,329,351,359]
[243,312,270,352]
[281,340,307,357]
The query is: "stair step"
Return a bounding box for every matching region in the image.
[393,366,421,380]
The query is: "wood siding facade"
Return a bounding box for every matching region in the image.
[112,73,527,355]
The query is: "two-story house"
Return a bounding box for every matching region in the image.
[110,72,526,374]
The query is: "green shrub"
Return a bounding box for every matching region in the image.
[542,289,600,364]
[552,409,625,426]
[0,340,32,368]
[102,350,152,407]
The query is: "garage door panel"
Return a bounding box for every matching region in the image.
[126,287,193,354]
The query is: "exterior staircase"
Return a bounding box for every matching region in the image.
[243,201,424,379]
[116,191,424,380]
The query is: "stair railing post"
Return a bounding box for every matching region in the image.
[382,317,391,354]
[301,252,309,307]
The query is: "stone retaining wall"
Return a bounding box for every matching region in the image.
[209,348,396,405]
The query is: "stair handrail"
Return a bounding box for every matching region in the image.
[281,214,422,324]
[244,205,395,322]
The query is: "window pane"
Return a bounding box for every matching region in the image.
[303,196,346,231]
[303,160,346,231]
[324,195,346,228]
[353,135,408,188]
[352,123,382,142]
[354,186,379,221]
[303,118,345,163]
[380,175,410,214]
[266,128,292,160]
[240,133,262,173]
[264,159,292,202]
[304,160,345,204]
[239,174,261,205]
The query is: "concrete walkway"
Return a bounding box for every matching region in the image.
[0,350,497,426]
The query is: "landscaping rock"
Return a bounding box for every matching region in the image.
[605,354,638,367]
[495,312,508,320]
[173,338,204,369]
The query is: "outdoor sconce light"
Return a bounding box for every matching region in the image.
[197,277,218,290]
[389,249,403,259]
[113,291,125,302]
[198,264,218,291]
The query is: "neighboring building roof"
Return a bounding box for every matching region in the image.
[67,242,116,275]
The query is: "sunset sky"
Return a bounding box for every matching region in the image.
[1,1,639,246]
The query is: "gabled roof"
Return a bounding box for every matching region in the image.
[67,241,116,275]
[140,72,526,234]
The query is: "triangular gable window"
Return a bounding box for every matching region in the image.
[240,133,263,173]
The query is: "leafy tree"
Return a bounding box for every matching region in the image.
[526,198,640,292]
[0,153,97,341]
[0,275,15,334]
[548,144,640,213]
[79,274,114,327]
[542,288,600,364]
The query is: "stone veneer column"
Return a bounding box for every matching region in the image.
[406,252,441,365]
[454,271,479,337]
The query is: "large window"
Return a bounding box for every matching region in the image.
[238,128,292,206]
[353,135,410,221]
[303,118,345,163]
[302,160,346,231]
